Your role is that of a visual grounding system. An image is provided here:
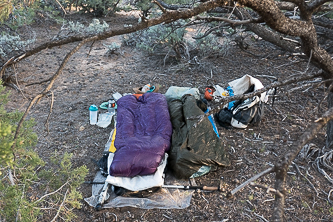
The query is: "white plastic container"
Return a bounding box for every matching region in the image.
[89,105,98,125]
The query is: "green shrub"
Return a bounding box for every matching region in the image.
[194,32,231,57]
[104,42,121,55]
[123,20,230,61]
[123,21,188,56]
[54,19,109,39]
[0,33,35,59]
[0,81,88,221]
[77,0,120,16]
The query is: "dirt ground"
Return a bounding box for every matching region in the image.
[4,11,333,221]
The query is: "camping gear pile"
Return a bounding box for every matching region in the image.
[84,75,267,210]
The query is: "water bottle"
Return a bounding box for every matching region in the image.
[108,98,116,114]
[89,105,98,125]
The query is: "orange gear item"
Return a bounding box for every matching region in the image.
[204,87,214,101]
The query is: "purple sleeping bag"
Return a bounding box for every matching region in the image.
[110,93,172,177]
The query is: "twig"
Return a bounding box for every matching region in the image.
[303,49,313,74]
[87,40,95,57]
[201,193,209,204]
[318,82,333,112]
[228,3,237,19]
[50,189,69,222]
[249,182,277,194]
[110,213,118,221]
[54,0,67,15]
[195,15,261,25]
[328,189,333,204]
[162,214,173,220]
[272,107,333,221]
[25,77,52,86]
[153,0,167,13]
[154,0,192,10]
[314,152,333,184]
[13,64,27,99]
[254,212,269,222]
[262,198,275,203]
[44,91,54,135]
[34,181,69,203]
[292,162,318,196]
[228,167,275,197]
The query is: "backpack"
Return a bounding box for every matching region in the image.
[215,84,264,129]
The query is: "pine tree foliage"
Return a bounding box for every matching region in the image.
[0,82,88,222]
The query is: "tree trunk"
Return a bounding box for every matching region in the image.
[327,92,333,149]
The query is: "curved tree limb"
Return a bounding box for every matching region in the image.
[153,1,300,53]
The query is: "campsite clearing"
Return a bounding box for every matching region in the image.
[5,12,332,221]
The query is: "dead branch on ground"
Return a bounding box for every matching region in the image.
[227,167,275,197]
[10,38,91,158]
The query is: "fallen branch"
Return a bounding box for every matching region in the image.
[292,162,319,196]
[249,182,277,194]
[11,38,91,157]
[44,91,54,135]
[227,167,275,198]
[254,212,269,222]
[25,77,52,87]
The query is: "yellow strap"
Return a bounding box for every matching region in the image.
[108,128,117,153]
